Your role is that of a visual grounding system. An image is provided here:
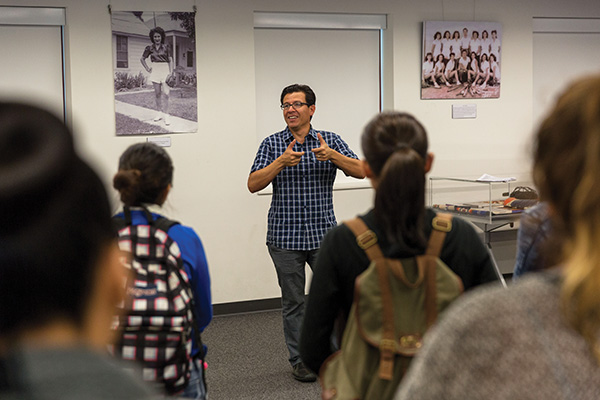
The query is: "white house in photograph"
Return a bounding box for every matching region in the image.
[111,11,196,89]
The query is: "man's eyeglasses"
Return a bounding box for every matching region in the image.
[280,102,309,110]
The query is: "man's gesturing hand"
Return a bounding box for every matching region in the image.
[280,139,305,167]
[312,133,333,162]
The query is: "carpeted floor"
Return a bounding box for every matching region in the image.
[201,310,321,399]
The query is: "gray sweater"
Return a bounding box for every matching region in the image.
[395,270,600,399]
[0,346,158,400]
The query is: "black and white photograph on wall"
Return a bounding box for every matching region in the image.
[111,11,197,135]
[421,21,502,100]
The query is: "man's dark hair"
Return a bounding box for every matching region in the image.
[280,84,316,106]
[0,103,114,336]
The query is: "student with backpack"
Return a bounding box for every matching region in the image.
[111,142,212,399]
[299,112,499,397]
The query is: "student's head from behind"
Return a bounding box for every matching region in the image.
[0,102,121,347]
[113,142,174,207]
[361,112,432,248]
[533,74,600,359]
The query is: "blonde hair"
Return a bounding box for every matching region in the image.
[534,74,600,360]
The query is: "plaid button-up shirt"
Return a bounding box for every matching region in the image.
[250,127,359,250]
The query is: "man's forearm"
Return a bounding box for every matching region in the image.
[247,159,285,193]
[330,152,365,179]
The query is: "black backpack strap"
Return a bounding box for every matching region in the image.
[112,206,180,233]
[154,216,180,232]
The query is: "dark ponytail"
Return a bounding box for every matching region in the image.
[362,112,429,248]
[375,147,426,248]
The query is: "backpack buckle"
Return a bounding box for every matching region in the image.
[432,216,452,232]
[356,230,378,250]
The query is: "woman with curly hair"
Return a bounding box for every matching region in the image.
[141,26,174,125]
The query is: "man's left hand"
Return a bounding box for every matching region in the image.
[312,133,333,162]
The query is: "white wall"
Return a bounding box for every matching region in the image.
[2,0,600,305]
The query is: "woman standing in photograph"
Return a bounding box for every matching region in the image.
[451,30,461,59]
[490,30,501,62]
[460,27,470,54]
[470,30,482,57]
[441,30,452,62]
[430,32,442,60]
[481,30,491,57]
[141,26,174,126]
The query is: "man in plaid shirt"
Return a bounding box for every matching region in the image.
[248,84,364,382]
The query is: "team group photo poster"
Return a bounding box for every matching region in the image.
[421,21,502,100]
[111,11,198,135]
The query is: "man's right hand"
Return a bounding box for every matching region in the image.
[247,140,305,193]
[279,139,305,167]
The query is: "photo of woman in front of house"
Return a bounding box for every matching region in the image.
[422,21,502,99]
[141,26,174,126]
[111,11,198,135]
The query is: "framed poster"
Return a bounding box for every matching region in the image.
[422,21,502,99]
[111,11,198,135]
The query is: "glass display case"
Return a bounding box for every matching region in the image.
[428,176,528,286]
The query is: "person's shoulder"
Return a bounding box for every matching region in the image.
[432,276,536,338]
[427,209,476,235]
[168,222,202,242]
[260,129,289,144]
[17,347,158,399]
[321,215,372,249]
[314,129,339,139]
[323,219,354,242]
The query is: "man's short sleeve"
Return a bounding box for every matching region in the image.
[142,45,152,59]
[328,133,358,160]
[250,136,274,173]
